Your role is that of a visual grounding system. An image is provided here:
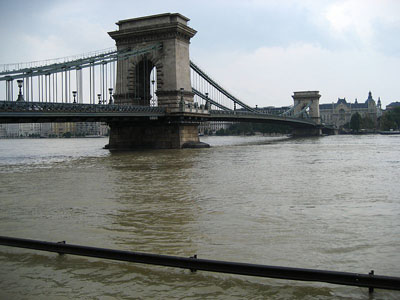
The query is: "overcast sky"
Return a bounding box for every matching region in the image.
[1,0,399,108]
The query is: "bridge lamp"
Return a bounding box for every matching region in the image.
[97,94,102,105]
[72,91,77,103]
[180,88,184,102]
[151,80,155,106]
[17,79,24,102]
[179,88,185,111]
[108,88,113,104]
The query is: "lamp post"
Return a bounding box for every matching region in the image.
[16,80,24,102]
[151,79,155,107]
[72,91,77,103]
[98,94,102,105]
[108,88,113,104]
[180,88,185,111]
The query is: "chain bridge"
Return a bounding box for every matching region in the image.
[0,13,328,149]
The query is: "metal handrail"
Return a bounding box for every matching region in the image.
[209,110,316,124]
[0,236,399,293]
[0,101,166,114]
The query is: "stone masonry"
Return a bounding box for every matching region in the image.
[292,91,322,136]
[108,13,196,111]
[107,13,208,149]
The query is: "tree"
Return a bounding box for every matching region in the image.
[380,107,400,131]
[350,112,362,133]
[361,114,375,129]
[380,113,396,131]
[63,132,72,138]
[215,128,226,136]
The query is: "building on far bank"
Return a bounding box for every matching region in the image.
[0,122,109,138]
[386,101,400,111]
[319,91,383,128]
[0,124,6,137]
[51,123,76,137]
[198,121,233,135]
[75,122,109,136]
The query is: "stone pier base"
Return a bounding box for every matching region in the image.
[108,122,209,149]
[292,127,322,137]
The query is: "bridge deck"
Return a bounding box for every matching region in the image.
[209,110,316,127]
[0,101,317,128]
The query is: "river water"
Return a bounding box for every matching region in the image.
[0,135,399,299]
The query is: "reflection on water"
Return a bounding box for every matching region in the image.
[0,135,400,299]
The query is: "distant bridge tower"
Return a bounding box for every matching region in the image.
[292,91,322,136]
[107,13,207,149]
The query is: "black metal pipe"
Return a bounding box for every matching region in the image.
[0,235,399,291]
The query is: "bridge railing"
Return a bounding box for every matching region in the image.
[209,110,317,126]
[211,109,290,118]
[0,101,166,114]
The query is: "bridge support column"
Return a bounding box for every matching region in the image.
[107,13,209,149]
[108,121,208,149]
[108,13,197,110]
[292,127,322,137]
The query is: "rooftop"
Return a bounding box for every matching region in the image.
[116,13,190,30]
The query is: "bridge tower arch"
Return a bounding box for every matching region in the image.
[292,91,322,136]
[132,57,155,106]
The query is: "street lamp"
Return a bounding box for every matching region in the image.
[108,88,113,104]
[180,88,185,111]
[72,91,77,103]
[17,80,24,102]
[151,79,155,106]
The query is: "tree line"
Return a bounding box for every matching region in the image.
[348,107,400,132]
[379,107,400,131]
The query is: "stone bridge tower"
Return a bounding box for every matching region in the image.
[292,91,322,136]
[108,13,196,110]
[107,13,208,149]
